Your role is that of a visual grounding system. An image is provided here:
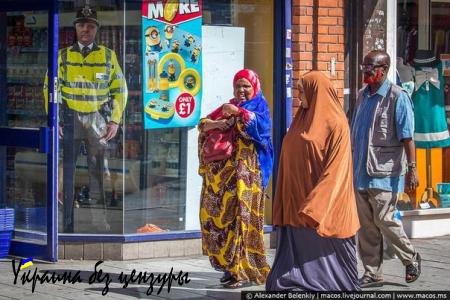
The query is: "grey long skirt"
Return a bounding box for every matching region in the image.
[266,226,360,291]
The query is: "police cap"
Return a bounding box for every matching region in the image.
[73,6,99,27]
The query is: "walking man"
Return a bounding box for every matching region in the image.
[350,50,421,287]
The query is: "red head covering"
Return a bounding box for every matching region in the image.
[233,69,261,98]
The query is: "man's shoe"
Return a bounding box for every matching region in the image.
[406,253,421,283]
[358,276,384,288]
[78,198,93,206]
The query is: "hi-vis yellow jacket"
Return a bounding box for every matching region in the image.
[44,43,127,124]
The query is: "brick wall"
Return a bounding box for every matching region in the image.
[292,0,345,116]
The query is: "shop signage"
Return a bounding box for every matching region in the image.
[142,0,202,129]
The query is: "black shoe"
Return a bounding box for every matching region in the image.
[78,198,93,206]
[359,276,384,288]
[220,272,232,283]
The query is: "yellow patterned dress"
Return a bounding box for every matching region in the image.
[198,119,270,285]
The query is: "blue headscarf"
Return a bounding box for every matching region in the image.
[237,91,274,189]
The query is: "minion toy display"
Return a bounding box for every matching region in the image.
[164,25,175,48]
[171,40,180,53]
[185,76,195,89]
[144,71,175,120]
[179,68,201,96]
[168,60,176,81]
[183,34,195,48]
[191,46,201,63]
[145,26,163,52]
[142,0,202,129]
[146,52,158,92]
[158,52,185,88]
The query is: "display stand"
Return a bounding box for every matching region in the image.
[419,149,441,208]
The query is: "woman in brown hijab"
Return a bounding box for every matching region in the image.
[266,71,360,291]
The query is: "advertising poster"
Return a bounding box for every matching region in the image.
[142,0,202,129]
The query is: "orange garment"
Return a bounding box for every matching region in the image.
[272,71,360,238]
[137,224,164,233]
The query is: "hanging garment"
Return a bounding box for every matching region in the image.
[434,30,446,58]
[397,57,415,97]
[404,28,417,64]
[412,62,450,148]
[445,30,450,53]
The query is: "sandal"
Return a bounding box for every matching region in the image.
[223,277,251,289]
[220,272,232,283]
[358,275,384,288]
[405,253,421,283]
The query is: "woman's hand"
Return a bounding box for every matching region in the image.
[202,119,233,132]
[222,103,239,117]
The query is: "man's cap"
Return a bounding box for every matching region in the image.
[413,49,440,67]
[74,5,99,27]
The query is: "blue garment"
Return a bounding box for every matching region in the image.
[412,63,450,148]
[351,80,414,192]
[238,91,274,189]
[266,226,360,291]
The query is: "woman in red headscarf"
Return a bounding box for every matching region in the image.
[198,69,274,288]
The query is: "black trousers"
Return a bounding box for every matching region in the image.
[62,109,107,233]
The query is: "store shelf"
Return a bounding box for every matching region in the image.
[149,172,180,178]
[7,79,42,85]
[148,141,180,146]
[20,48,48,53]
[6,62,44,66]
[7,109,46,117]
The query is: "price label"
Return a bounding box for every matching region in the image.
[175,93,195,118]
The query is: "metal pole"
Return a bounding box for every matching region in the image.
[47,0,59,262]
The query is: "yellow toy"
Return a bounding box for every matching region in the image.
[145,98,175,120]
[147,52,158,92]
[158,52,185,88]
[184,34,195,47]
[164,25,175,47]
[159,71,170,101]
[179,68,201,96]
[145,71,175,120]
[145,26,162,53]
[191,46,201,63]
[168,60,176,82]
[171,40,180,53]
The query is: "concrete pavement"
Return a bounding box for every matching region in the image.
[0,235,449,299]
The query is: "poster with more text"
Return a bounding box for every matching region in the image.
[142,0,202,129]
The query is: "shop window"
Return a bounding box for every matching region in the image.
[3,0,275,235]
[362,0,387,58]
[2,11,50,243]
[395,0,450,210]
[121,0,275,234]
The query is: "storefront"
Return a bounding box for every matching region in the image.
[348,0,450,237]
[0,0,292,261]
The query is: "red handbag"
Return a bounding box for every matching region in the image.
[202,128,235,163]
